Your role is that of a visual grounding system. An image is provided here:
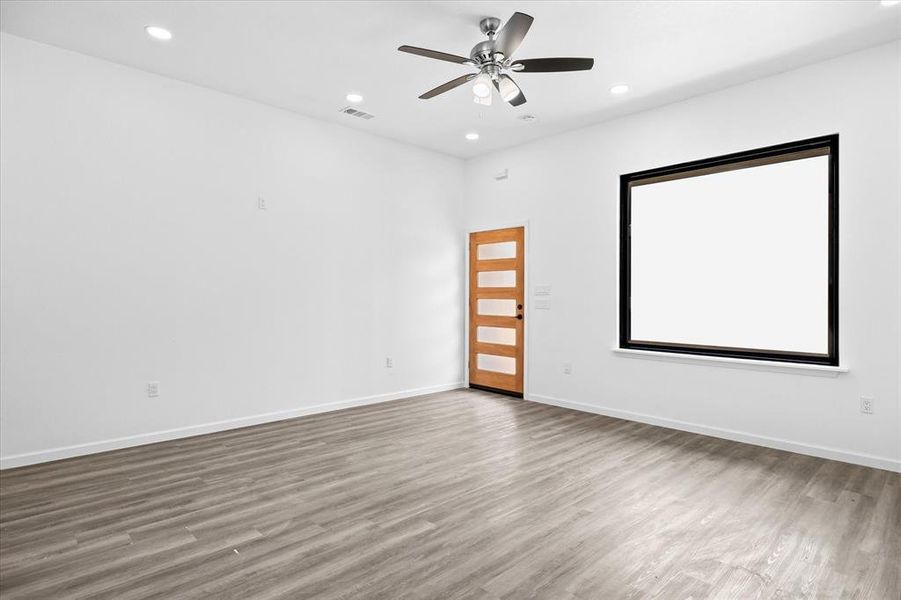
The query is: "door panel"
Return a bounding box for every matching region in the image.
[476,354,517,374]
[477,270,517,288]
[469,227,524,395]
[476,326,517,346]
[477,241,517,260]
[476,298,518,316]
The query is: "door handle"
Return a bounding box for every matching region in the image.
[516,314,523,320]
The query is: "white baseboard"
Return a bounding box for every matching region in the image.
[0,382,464,470]
[527,393,901,473]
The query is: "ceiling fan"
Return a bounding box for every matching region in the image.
[398,12,594,107]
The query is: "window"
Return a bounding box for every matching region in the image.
[619,135,838,365]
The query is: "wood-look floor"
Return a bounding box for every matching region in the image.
[1,389,899,599]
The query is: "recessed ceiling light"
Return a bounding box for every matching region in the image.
[346,93,364,103]
[145,26,172,41]
[880,1,900,6]
[465,132,479,141]
[609,84,630,95]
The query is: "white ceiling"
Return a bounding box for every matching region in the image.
[1,1,898,158]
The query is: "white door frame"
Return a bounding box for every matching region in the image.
[463,220,530,399]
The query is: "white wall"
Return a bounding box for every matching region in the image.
[0,34,465,467]
[3,33,898,472]
[464,42,901,471]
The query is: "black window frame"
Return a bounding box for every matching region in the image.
[619,134,839,366]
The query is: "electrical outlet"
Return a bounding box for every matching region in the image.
[860,396,874,415]
[258,196,267,210]
[385,357,393,368]
[563,362,572,375]
[147,381,160,398]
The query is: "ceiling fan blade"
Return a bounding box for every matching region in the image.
[398,45,471,65]
[494,12,533,59]
[511,57,595,73]
[419,73,476,99]
[493,74,527,107]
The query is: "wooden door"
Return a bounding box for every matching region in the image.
[469,227,524,396]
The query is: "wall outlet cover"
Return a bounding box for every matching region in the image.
[146,381,160,398]
[860,396,874,414]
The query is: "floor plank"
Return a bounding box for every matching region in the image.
[1,389,899,599]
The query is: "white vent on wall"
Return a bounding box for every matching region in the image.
[339,106,375,120]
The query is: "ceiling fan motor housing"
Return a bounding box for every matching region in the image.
[471,40,501,64]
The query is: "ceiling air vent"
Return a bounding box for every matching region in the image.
[339,106,375,120]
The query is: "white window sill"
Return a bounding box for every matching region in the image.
[612,347,848,377]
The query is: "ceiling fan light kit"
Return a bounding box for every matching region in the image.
[472,72,492,98]
[497,75,522,102]
[398,11,594,108]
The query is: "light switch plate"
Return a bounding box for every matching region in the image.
[534,298,551,310]
[534,285,551,296]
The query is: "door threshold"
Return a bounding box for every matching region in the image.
[469,384,523,399]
